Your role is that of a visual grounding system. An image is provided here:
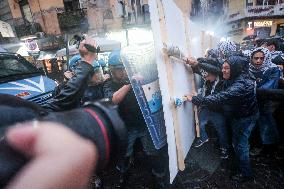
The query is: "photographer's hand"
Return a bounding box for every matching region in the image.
[5,122,97,189]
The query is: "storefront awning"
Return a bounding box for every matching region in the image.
[0,20,15,38]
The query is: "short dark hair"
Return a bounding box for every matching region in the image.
[251,49,264,58]
[266,39,279,50]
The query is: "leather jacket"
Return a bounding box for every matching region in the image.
[43,61,94,112]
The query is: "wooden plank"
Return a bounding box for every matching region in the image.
[183,14,200,137]
[156,0,185,171]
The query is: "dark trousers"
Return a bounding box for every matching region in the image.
[117,126,168,179]
[231,112,259,177]
[257,102,279,145]
[199,107,229,149]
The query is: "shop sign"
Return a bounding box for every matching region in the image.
[254,21,273,27]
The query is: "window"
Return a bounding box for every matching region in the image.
[247,0,253,6]
[19,0,33,23]
[0,55,38,77]
[254,27,271,39]
[64,0,80,12]
[276,24,284,36]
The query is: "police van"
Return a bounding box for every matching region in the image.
[0,52,56,105]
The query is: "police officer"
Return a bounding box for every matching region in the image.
[43,36,97,111]
[82,60,107,103]
[103,51,168,188]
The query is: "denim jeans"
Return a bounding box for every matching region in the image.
[199,107,229,149]
[231,112,259,177]
[257,102,279,145]
[117,126,168,179]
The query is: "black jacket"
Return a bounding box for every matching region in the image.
[43,61,94,112]
[103,80,145,128]
[82,82,106,103]
[192,55,258,118]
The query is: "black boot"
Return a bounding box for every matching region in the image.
[149,174,171,189]
[115,172,128,188]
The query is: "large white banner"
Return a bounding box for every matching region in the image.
[149,0,219,183]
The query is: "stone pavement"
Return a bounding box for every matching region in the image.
[97,136,284,189]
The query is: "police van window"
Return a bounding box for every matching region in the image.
[0,56,38,77]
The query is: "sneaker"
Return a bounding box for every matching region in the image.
[194,138,209,148]
[220,148,229,159]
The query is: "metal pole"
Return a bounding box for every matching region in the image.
[126,29,129,46]
[65,34,70,70]
[37,0,47,33]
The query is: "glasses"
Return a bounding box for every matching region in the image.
[253,56,264,61]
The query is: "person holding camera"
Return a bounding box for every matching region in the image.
[4,121,97,189]
[43,36,98,112]
[0,93,127,189]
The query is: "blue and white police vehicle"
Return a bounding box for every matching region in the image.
[0,52,56,105]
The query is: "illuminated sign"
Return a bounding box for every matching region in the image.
[247,22,253,30]
[254,21,273,27]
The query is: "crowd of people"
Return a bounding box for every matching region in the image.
[2,35,284,189]
[185,38,284,183]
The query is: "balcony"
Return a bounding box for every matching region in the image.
[226,11,244,22]
[57,9,89,33]
[245,3,284,17]
[14,22,42,38]
[225,3,284,23]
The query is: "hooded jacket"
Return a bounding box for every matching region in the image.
[249,47,280,89]
[192,55,258,118]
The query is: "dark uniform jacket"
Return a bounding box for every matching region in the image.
[103,80,145,128]
[43,61,94,112]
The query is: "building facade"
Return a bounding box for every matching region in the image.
[223,0,284,42]
[0,0,150,39]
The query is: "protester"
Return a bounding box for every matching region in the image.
[263,39,284,77]
[186,57,229,159]
[249,47,281,156]
[217,40,237,58]
[187,55,259,183]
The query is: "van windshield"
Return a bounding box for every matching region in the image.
[0,55,40,80]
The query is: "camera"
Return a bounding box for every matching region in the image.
[0,98,127,188]
[71,34,100,54]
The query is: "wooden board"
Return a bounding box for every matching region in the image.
[149,0,220,183]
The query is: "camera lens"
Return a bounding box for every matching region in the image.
[40,99,127,170]
[0,99,127,188]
